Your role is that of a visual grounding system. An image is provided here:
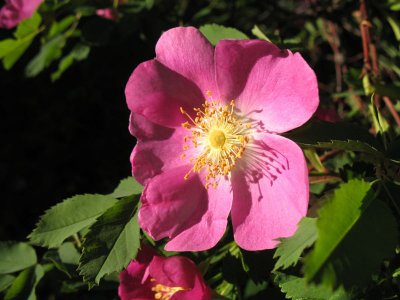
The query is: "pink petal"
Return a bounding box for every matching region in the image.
[129,112,175,142]
[125,59,205,128]
[130,123,189,185]
[0,0,42,29]
[215,40,319,133]
[139,166,232,251]
[149,256,196,288]
[149,256,211,300]
[19,0,43,19]
[155,27,218,98]
[231,133,309,250]
[118,245,157,300]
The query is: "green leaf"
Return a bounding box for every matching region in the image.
[0,242,37,274]
[304,179,397,289]
[0,14,42,70]
[199,24,248,46]
[273,218,317,271]
[110,177,143,198]
[42,250,72,278]
[29,194,118,248]
[42,243,80,278]
[59,242,80,265]
[4,265,44,300]
[251,25,271,41]
[276,274,349,300]
[0,275,15,292]
[25,35,66,77]
[284,121,384,156]
[2,40,33,70]
[0,13,42,70]
[14,12,42,39]
[78,196,141,287]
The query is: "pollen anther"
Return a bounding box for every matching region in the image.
[151,283,185,300]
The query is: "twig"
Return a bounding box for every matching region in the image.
[324,20,343,93]
[359,0,372,75]
[382,96,400,127]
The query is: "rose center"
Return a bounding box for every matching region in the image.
[208,129,226,149]
[152,282,185,300]
[179,94,254,189]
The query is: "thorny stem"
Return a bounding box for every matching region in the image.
[359,0,372,76]
[359,1,400,129]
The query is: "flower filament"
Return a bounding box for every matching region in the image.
[180,94,253,188]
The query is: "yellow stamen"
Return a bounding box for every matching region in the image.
[179,98,253,188]
[151,283,186,300]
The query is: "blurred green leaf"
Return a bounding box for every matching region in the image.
[369,98,389,136]
[51,43,90,81]
[251,25,270,41]
[0,275,15,292]
[145,0,155,9]
[0,13,42,70]
[362,74,374,96]
[4,265,44,300]
[284,121,384,156]
[276,273,349,300]
[110,177,143,198]
[243,279,268,299]
[48,16,75,39]
[273,218,317,271]
[387,16,400,41]
[25,35,66,77]
[14,13,42,39]
[78,196,140,288]
[0,242,37,274]
[375,82,400,100]
[29,194,118,248]
[199,24,248,45]
[304,179,397,289]
[304,149,326,172]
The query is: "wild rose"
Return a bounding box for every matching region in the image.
[0,0,43,29]
[118,246,211,300]
[126,27,319,251]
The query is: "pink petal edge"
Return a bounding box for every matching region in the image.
[215,39,319,133]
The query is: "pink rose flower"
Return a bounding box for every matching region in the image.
[118,246,211,300]
[0,0,43,29]
[96,8,119,21]
[126,27,319,251]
